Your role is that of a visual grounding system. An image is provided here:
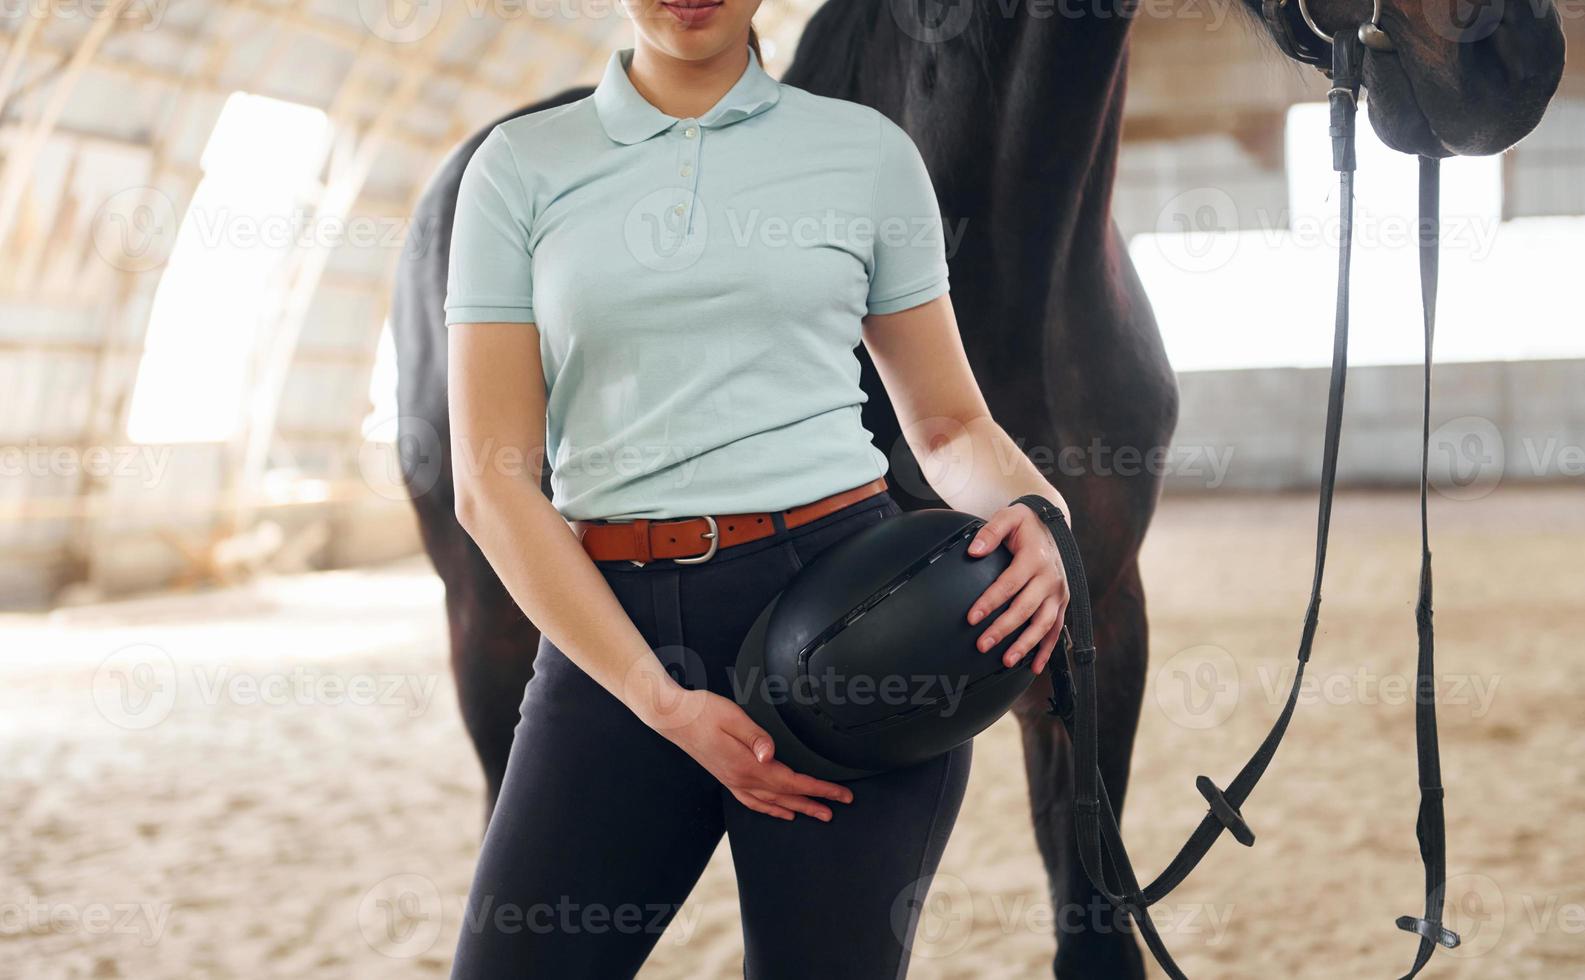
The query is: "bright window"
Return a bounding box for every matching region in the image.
[1130,102,1585,372]
[127,92,331,442]
[361,318,398,443]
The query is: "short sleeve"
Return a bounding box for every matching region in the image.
[445,127,537,325]
[865,117,951,316]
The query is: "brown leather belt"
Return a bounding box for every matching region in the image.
[573,477,889,566]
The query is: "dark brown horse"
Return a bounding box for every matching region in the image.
[390,1,1562,974]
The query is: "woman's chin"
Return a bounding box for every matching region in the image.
[641,19,749,63]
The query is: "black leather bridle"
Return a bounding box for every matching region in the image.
[1018,17,1459,980]
[1262,0,1398,67]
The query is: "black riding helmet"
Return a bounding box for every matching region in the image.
[733,507,1041,781]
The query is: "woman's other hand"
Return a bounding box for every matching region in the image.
[648,687,853,822]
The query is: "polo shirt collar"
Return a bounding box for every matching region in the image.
[593,46,780,145]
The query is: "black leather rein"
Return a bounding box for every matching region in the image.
[1020,27,1459,980]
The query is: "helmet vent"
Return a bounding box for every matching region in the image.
[795,521,983,679]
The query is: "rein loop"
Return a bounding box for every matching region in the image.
[1032,25,1458,980]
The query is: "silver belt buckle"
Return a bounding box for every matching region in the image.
[605,514,719,566]
[672,514,719,565]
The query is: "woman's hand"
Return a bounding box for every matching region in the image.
[647,687,854,822]
[963,501,1071,674]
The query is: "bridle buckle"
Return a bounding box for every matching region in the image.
[1264,0,1393,74]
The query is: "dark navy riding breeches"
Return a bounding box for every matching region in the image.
[448,491,973,979]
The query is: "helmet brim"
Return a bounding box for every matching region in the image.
[733,595,878,783]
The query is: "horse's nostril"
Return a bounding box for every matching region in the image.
[1481,12,1565,89]
[1488,31,1527,85]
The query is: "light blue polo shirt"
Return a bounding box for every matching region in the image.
[445,46,951,521]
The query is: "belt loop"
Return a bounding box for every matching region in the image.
[652,571,684,650]
[770,511,788,535]
[632,519,652,564]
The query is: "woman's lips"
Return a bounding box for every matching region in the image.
[661,0,722,25]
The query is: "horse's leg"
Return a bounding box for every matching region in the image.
[1017,558,1149,979]
[442,547,541,826]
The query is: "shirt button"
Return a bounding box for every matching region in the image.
[683,126,697,139]
[680,164,692,177]
[673,204,686,216]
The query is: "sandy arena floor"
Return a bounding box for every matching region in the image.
[2,486,1582,979]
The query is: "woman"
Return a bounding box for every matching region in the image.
[444,2,1074,976]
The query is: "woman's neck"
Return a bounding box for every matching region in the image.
[626,42,749,120]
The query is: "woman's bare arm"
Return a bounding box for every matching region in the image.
[449,322,682,724]
[448,322,852,819]
[862,294,1073,673]
[862,294,1070,523]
